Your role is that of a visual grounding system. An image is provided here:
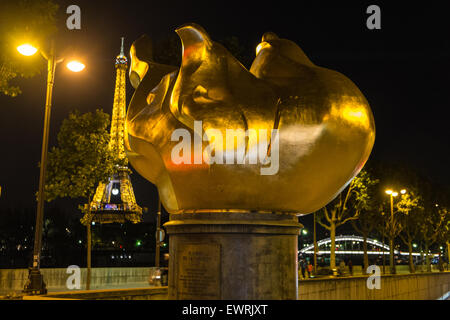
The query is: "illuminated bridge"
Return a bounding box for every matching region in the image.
[299,235,439,260]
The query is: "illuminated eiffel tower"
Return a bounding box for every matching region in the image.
[81,37,143,225]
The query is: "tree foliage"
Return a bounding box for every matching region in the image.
[380,190,421,239]
[0,0,58,96]
[44,109,116,202]
[318,169,379,231]
[317,169,379,269]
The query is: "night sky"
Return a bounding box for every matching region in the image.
[0,0,449,221]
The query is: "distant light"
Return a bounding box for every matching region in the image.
[111,188,119,196]
[400,189,406,194]
[78,240,82,244]
[136,240,142,247]
[17,44,37,56]
[302,229,308,235]
[385,190,393,195]
[91,222,95,226]
[412,243,417,248]
[66,60,85,72]
[435,204,439,207]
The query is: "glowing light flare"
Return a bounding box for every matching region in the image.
[400,189,406,194]
[66,60,85,72]
[392,192,398,197]
[385,190,393,195]
[17,44,38,56]
[111,188,119,196]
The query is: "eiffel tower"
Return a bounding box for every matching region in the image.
[81,38,143,225]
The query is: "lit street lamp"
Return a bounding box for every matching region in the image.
[18,41,85,295]
[385,188,406,275]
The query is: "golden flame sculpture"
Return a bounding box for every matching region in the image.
[125,23,375,215]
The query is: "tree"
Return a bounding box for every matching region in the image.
[419,205,449,272]
[350,169,380,272]
[379,189,420,274]
[44,109,116,288]
[436,206,450,271]
[0,0,58,96]
[397,191,423,273]
[317,169,378,270]
[412,176,450,272]
[351,179,380,270]
[45,110,116,201]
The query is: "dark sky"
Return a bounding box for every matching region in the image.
[0,0,449,217]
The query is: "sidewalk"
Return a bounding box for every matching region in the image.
[0,282,152,299]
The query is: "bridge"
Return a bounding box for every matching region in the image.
[299,235,439,257]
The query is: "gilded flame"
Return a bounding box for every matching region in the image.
[125,24,375,216]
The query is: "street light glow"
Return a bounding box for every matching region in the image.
[400,189,406,194]
[66,60,85,72]
[17,44,38,56]
[392,192,398,197]
[385,189,393,195]
[302,229,308,235]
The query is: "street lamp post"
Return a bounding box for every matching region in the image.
[385,188,406,275]
[300,228,308,250]
[19,41,84,295]
[313,212,317,274]
[155,199,161,268]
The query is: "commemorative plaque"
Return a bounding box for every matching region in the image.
[177,243,221,299]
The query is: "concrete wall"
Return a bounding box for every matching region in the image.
[3,267,449,300]
[0,267,153,295]
[298,272,450,300]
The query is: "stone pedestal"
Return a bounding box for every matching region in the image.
[164,211,302,300]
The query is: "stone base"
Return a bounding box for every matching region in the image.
[164,211,302,300]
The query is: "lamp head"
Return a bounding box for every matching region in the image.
[17,44,38,56]
[66,60,85,72]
